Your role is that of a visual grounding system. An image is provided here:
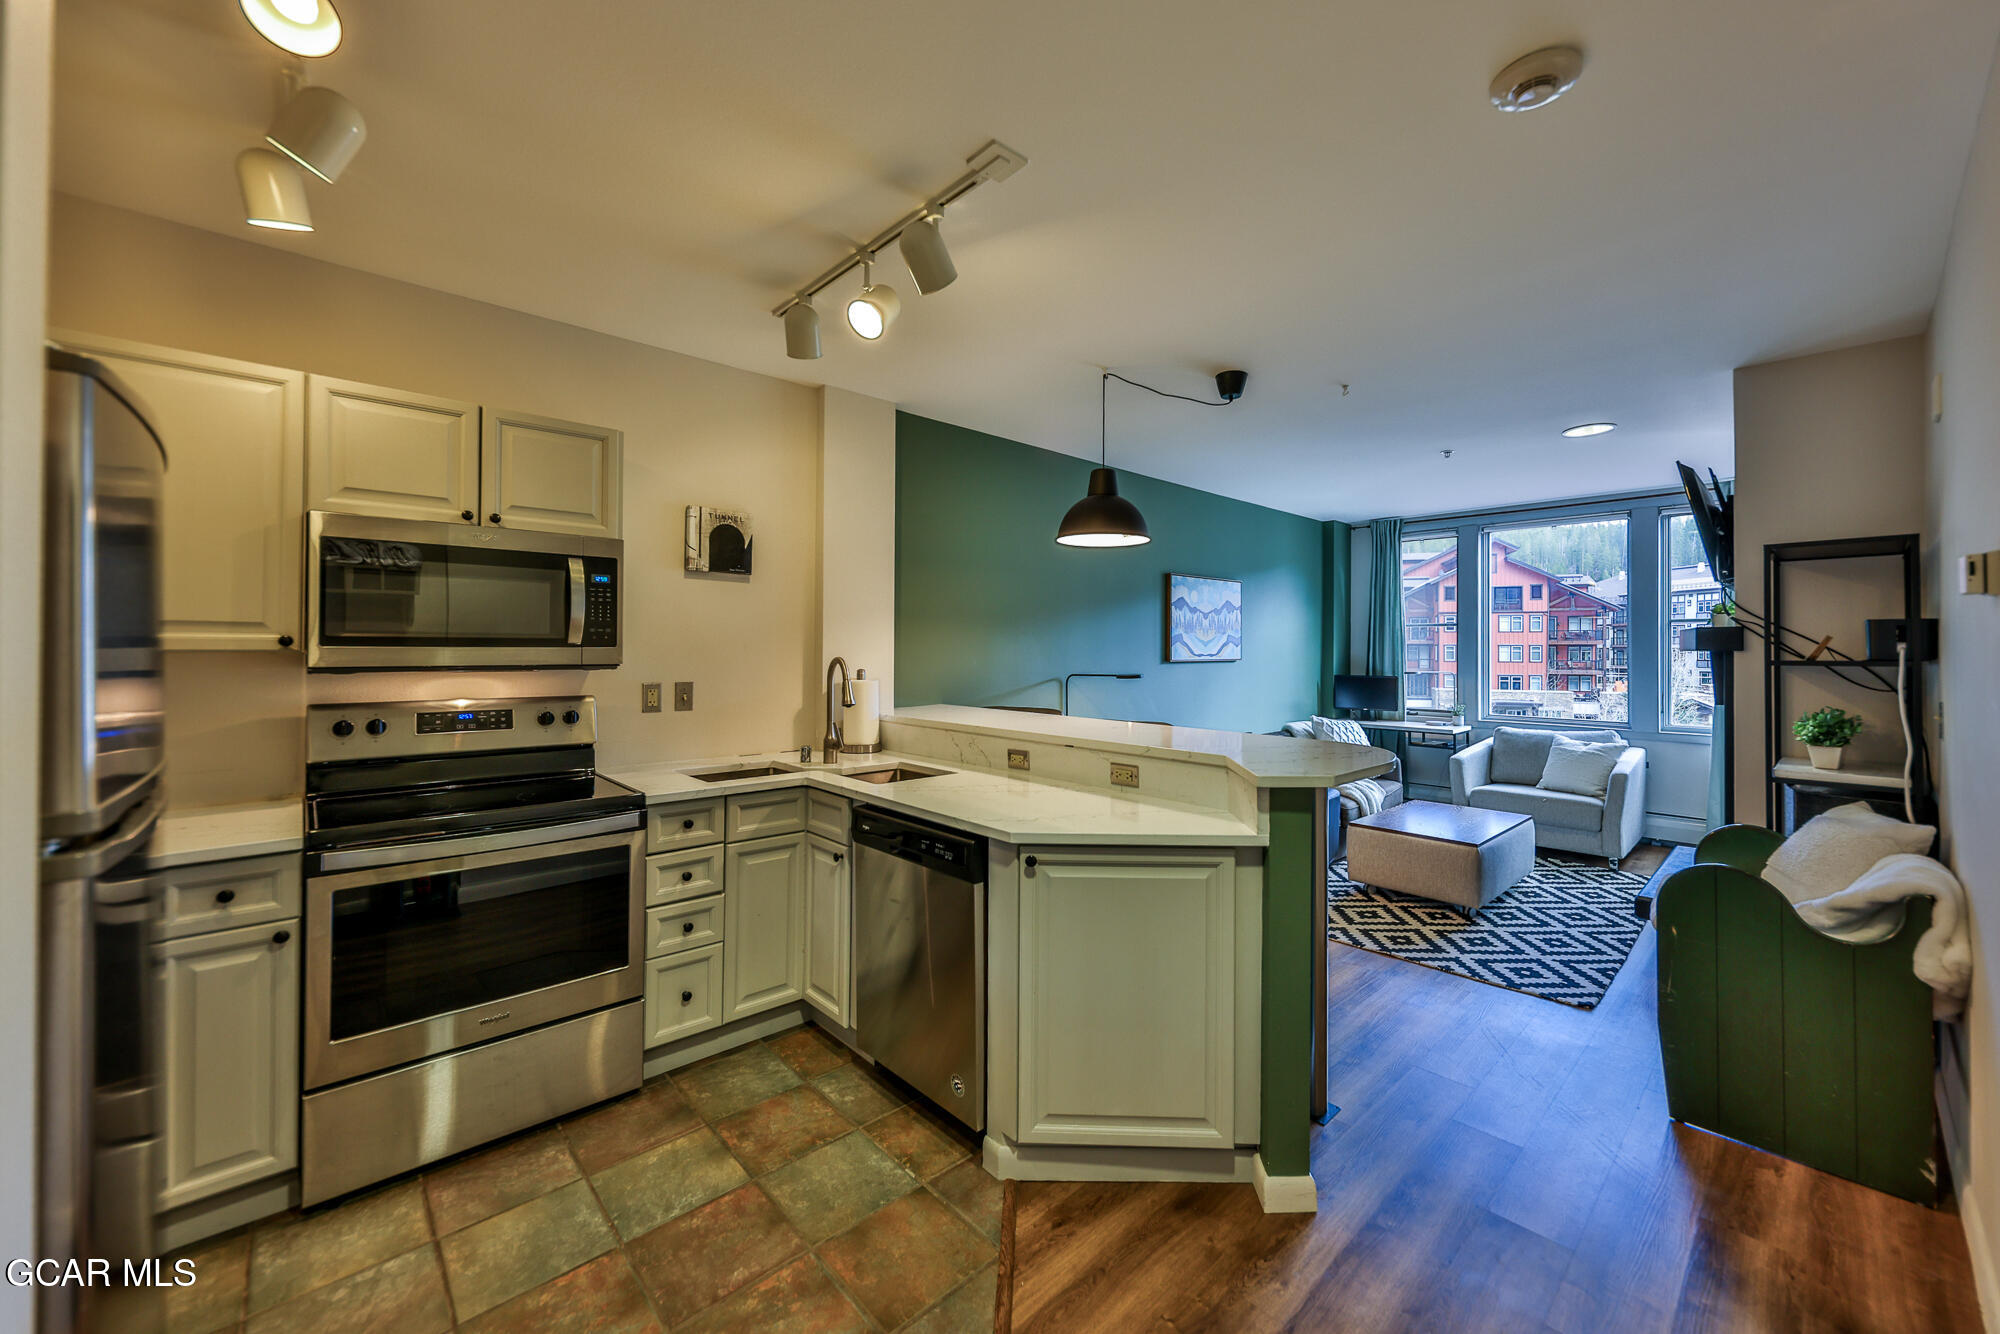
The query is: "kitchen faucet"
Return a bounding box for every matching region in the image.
[823,657,857,760]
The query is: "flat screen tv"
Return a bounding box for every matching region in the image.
[1676,461,1734,589]
[1332,674,1400,713]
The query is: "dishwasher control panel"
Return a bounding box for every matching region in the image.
[852,807,986,883]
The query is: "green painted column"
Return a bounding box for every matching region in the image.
[1259,786,1317,1178]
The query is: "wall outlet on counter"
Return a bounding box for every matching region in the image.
[1109,762,1139,788]
[1008,749,1030,771]
[641,682,662,713]
[674,682,694,711]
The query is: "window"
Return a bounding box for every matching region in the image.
[1484,517,1629,724]
[1401,534,1457,711]
[1529,613,1543,632]
[1529,676,1543,690]
[1663,511,1725,730]
[1498,614,1523,633]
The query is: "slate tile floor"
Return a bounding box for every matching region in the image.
[165,1024,1002,1333]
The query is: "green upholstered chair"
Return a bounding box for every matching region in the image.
[1654,824,1938,1204]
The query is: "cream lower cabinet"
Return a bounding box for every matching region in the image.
[722,833,806,1020]
[803,835,851,1025]
[154,918,300,1211]
[306,375,482,525]
[1016,848,1236,1148]
[53,333,304,651]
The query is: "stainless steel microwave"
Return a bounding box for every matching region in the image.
[306,511,621,670]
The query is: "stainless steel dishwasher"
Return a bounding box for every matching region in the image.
[852,805,987,1131]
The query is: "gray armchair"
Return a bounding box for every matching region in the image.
[1449,727,1646,869]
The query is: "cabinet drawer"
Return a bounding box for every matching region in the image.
[644,945,722,1047]
[646,894,724,957]
[806,791,850,844]
[647,798,724,853]
[646,847,723,906]
[726,790,806,841]
[155,854,302,941]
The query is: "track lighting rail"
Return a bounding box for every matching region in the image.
[771,139,1026,317]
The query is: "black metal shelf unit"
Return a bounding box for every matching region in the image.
[1762,533,1933,829]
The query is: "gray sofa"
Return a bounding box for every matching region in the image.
[1449,726,1647,869]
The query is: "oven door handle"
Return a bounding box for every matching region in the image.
[567,556,586,646]
[312,811,641,877]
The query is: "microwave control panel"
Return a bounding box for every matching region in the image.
[581,556,619,647]
[416,708,514,734]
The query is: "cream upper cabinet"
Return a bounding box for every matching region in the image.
[53,333,304,651]
[306,374,481,525]
[803,834,851,1026]
[1016,848,1236,1149]
[481,408,622,538]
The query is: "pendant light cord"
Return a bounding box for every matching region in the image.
[1101,371,1237,466]
[1103,371,1241,408]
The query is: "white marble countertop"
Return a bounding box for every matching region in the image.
[884,705,1393,788]
[146,798,304,870]
[605,750,1270,847]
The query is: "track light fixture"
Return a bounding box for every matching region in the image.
[772,139,1025,357]
[240,0,342,58]
[845,257,901,341]
[1057,370,1249,549]
[267,84,367,183]
[784,299,822,360]
[236,147,314,231]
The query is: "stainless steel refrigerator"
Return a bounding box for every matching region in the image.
[38,349,167,1334]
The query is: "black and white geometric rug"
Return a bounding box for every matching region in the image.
[1327,854,1649,1009]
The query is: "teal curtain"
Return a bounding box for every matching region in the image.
[1706,479,1735,831]
[1320,520,1353,714]
[1366,518,1404,714]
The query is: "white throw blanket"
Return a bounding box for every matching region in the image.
[1340,778,1388,817]
[1792,853,1972,1019]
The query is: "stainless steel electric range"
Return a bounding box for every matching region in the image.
[299,695,644,1205]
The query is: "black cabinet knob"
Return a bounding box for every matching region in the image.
[562,709,581,725]
[1025,855,1038,868]
[680,870,693,882]
[680,990,693,1005]
[277,634,294,648]
[538,711,556,726]
[461,509,475,522]
[365,718,388,737]
[682,920,695,934]
[833,852,844,863]
[331,719,354,738]
[682,818,695,830]
[489,513,502,525]
[214,889,236,904]
[271,929,291,945]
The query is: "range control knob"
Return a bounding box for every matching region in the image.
[365,718,389,737]
[562,709,582,725]
[538,710,556,727]
[331,719,354,738]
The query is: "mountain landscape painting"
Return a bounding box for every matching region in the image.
[1167,574,1242,662]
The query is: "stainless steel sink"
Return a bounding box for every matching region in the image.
[689,764,799,783]
[842,766,945,785]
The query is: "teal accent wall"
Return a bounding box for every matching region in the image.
[1319,520,1352,714]
[896,413,1327,731]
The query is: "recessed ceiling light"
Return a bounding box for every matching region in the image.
[1562,422,1616,438]
[240,0,343,58]
[1490,46,1584,113]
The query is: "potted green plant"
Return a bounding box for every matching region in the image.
[1710,599,1737,628]
[1794,706,1863,770]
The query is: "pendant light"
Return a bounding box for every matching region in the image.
[236,148,314,231]
[845,256,901,341]
[1057,374,1151,548]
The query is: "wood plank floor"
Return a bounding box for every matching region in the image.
[1009,848,1983,1333]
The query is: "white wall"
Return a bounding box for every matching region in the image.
[1927,35,2000,1326]
[1728,336,1930,825]
[0,0,53,1319]
[48,194,850,795]
[819,386,897,710]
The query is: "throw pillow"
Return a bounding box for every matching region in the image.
[1490,727,1557,785]
[1310,716,1370,746]
[1536,735,1625,798]
[1761,802,1937,904]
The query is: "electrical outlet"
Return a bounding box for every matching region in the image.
[673,682,694,711]
[640,682,662,713]
[1007,749,1030,771]
[1109,762,1139,788]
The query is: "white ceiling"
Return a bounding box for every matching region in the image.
[50,0,2000,521]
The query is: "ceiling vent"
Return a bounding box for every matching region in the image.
[1489,46,1584,112]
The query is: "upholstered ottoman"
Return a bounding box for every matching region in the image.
[1345,801,1535,914]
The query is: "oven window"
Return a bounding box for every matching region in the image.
[327,843,629,1039]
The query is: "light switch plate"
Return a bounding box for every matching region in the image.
[641,682,662,713]
[673,682,694,711]
[1109,762,1139,788]
[1008,749,1030,771]
[1962,551,1991,595]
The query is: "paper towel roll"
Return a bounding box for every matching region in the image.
[844,677,882,748]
